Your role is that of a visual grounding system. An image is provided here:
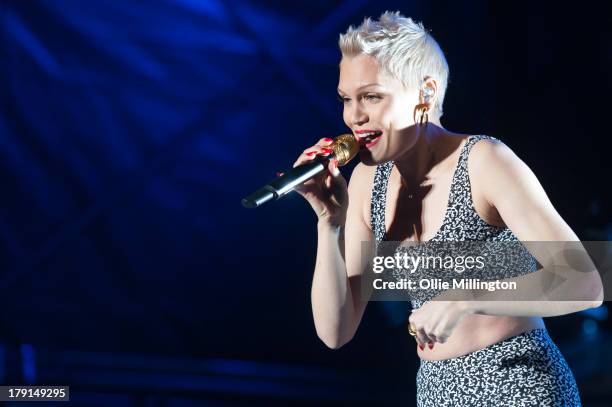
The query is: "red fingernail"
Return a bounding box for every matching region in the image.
[324,138,333,142]
[322,148,333,153]
[306,151,316,156]
[418,344,424,350]
[428,342,434,349]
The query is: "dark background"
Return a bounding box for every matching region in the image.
[1,0,610,405]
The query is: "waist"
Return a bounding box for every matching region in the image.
[417,315,545,361]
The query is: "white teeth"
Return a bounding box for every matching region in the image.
[357,131,381,138]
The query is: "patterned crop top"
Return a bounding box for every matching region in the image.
[370,135,537,309]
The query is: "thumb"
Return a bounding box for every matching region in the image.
[327,159,347,193]
[328,158,341,177]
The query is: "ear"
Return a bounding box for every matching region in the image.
[420,77,438,106]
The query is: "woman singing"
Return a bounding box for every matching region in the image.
[289,11,603,406]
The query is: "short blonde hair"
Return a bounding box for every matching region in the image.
[338,11,449,117]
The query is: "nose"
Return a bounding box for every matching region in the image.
[349,104,368,127]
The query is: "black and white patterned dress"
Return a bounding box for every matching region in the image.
[370,135,581,406]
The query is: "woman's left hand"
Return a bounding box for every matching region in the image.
[408,298,473,348]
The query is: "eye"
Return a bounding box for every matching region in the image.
[364,93,381,101]
[337,95,350,104]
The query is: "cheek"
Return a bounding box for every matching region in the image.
[342,108,350,125]
[387,103,412,127]
[376,105,398,128]
[363,103,386,124]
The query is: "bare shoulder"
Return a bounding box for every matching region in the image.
[468,137,530,183]
[467,137,528,226]
[469,136,518,166]
[348,161,376,188]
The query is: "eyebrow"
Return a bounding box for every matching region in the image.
[337,83,382,94]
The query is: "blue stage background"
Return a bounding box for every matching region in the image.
[1,0,610,405]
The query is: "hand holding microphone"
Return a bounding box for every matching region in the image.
[241,134,359,224]
[289,137,352,225]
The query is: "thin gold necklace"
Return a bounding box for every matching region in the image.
[400,176,420,241]
[400,177,415,199]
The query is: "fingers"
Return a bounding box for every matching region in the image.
[434,332,448,344]
[292,146,333,168]
[288,138,343,201]
[409,317,438,350]
[326,156,338,177]
[317,137,334,147]
[291,138,334,168]
[416,328,444,349]
[415,328,434,349]
[326,159,347,195]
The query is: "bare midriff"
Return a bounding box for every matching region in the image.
[417,314,545,361]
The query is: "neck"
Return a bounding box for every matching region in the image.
[393,124,453,189]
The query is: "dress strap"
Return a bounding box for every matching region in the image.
[370,135,499,242]
[447,135,497,208]
[370,161,394,242]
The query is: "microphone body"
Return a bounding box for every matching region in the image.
[241,157,327,208]
[241,134,358,208]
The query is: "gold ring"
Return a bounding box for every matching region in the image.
[408,324,417,336]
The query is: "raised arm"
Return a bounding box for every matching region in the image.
[309,161,375,349]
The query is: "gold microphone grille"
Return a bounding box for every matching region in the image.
[330,134,359,166]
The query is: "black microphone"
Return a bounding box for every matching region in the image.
[241,134,359,208]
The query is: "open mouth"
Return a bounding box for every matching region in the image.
[356,131,383,148]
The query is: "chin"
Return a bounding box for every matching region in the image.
[358,150,388,166]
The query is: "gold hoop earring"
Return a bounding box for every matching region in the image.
[413,104,429,127]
